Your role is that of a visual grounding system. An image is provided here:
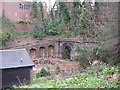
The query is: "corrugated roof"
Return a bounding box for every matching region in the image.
[0,49,34,69]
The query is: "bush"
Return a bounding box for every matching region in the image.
[94,43,119,65]
[46,20,64,36]
[74,44,94,69]
[0,28,13,46]
[16,20,32,24]
[36,68,50,78]
[0,15,14,46]
[55,65,60,75]
[32,19,44,40]
[47,29,58,35]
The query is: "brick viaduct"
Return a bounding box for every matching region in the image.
[25,38,98,60]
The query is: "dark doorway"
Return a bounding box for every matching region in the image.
[62,45,71,59]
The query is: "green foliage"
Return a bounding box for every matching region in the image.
[14,62,120,88]
[69,2,82,27]
[32,19,44,40]
[50,9,54,20]
[74,44,95,69]
[96,22,119,65]
[59,2,71,24]
[46,19,63,36]
[0,28,13,46]
[39,1,44,25]
[32,1,38,19]
[16,20,32,24]
[36,68,51,78]
[55,65,60,75]
[34,2,99,38]
[0,15,14,30]
[0,16,14,46]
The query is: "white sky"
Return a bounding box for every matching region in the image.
[24,0,95,10]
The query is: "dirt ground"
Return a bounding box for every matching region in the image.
[2,36,81,78]
[32,58,80,79]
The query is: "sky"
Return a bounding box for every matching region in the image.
[24,0,95,10]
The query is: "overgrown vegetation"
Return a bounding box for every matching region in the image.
[16,20,32,24]
[32,1,38,19]
[36,68,51,78]
[14,61,120,88]
[32,19,44,40]
[73,44,97,69]
[0,15,14,46]
[46,19,64,35]
[39,1,45,26]
[55,65,61,75]
[31,1,98,38]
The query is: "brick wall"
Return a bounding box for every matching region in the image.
[1,1,49,32]
[14,23,34,32]
[3,2,32,22]
[0,2,2,16]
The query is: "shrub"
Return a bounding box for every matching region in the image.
[55,65,60,75]
[46,20,64,36]
[74,44,94,69]
[16,20,32,24]
[0,28,13,46]
[0,15,14,46]
[94,43,119,65]
[32,19,44,40]
[36,68,50,78]
[47,29,58,35]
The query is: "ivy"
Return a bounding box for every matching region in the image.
[59,2,71,24]
[39,1,44,25]
[32,19,44,40]
[32,1,38,19]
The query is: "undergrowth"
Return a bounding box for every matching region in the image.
[13,61,120,88]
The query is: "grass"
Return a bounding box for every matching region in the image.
[13,61,120,88]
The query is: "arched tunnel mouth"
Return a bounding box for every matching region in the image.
[62,45,71,59]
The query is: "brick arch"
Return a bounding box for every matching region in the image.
[39,46,45,58]
[61,42,73,59]
[29,47,37,59]
[48,45,55,58]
